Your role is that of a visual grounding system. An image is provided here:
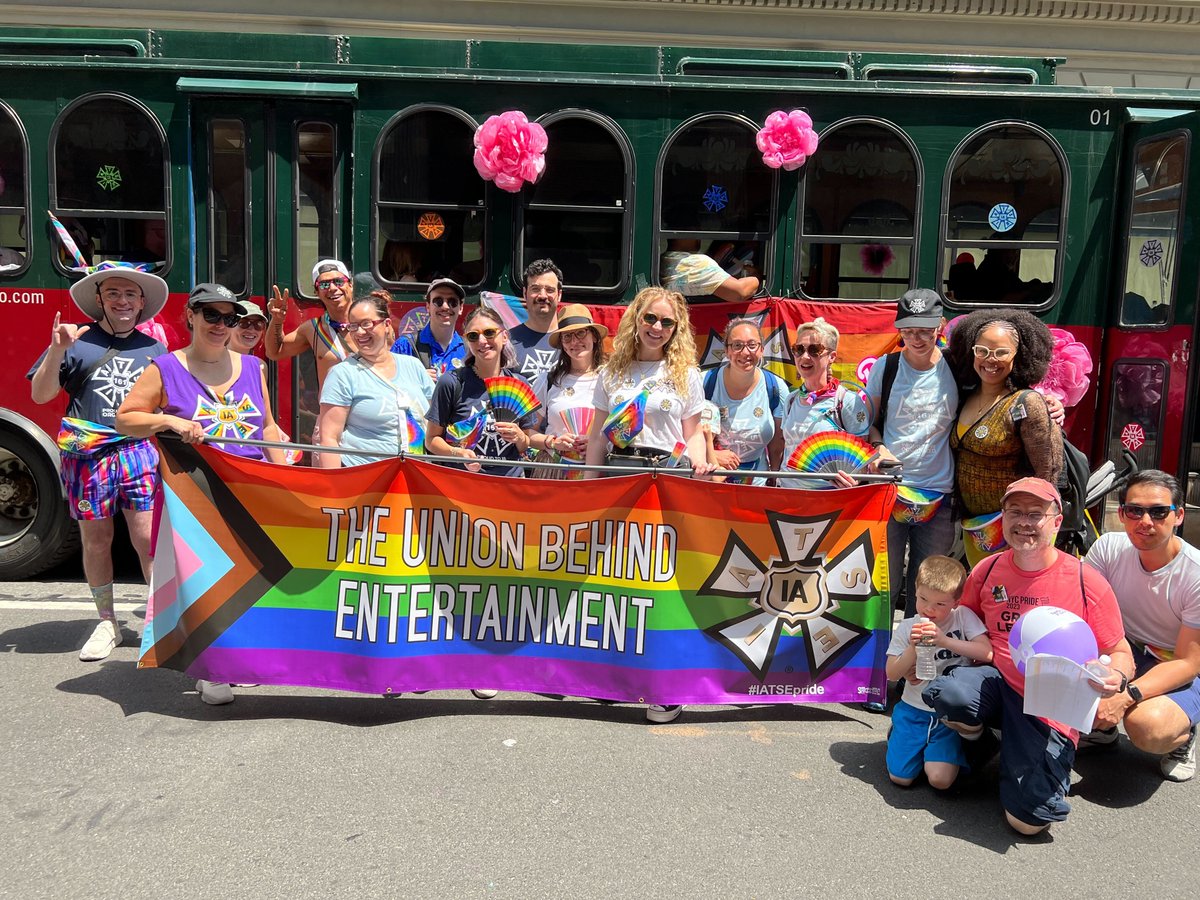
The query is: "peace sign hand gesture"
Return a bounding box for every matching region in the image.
[269,285,292,322]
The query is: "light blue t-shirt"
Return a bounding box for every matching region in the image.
[320,353,434,467]
[779,383,871,489]
[865,353,957,494]
[706,365,788,485]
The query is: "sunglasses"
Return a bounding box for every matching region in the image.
[642,312,677,330]
[197,307,240,328]
[236,318,267,331]
[315,277,350,290]
[430,297,462,309]
[465,327,501,343]
[972,345,1015,362]
[1120,503,1178,521]
[792,344,828,358]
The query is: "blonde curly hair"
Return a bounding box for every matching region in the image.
[604,287,698,392]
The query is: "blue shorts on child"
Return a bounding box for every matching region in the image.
[886,699,968,781]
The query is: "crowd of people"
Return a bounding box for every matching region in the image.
[27,257,1200,836]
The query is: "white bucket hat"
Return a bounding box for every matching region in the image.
[69,262,169,322]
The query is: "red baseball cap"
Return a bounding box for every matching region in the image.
[1001,477,1062,509]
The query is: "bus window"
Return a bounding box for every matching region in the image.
[796,119,919,300]
[1119,134,1187,327]
[657,114,772,300]
[295,121,337,297]
[941,123,1065,308]
[51,94,169,272]
[520,112,631,296]
[0,102,28,275]
[208,119,249,295]
[374,106,485,292]
[1103,360,1167,527]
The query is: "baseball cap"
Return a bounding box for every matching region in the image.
[425,277,466,302]
[234,299,267,320]
[188,282,239,307]
[1001,477,1062,510]
[894,288,944,329]
[311,259,351,283]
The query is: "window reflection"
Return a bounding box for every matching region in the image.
[51,95,168,271]
[0,103,27,273]
[1120,134,1187,326]
[295,122,337,295]
[375,108,486,290]
[208,120,248,295]
[942,124,1064,306]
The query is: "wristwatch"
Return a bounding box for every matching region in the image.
[1127,682,1143,703]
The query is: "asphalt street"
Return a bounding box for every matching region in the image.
[2,572,1195,899]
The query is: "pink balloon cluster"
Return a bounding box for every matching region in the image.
[1034,327,1093,409]
[472,111,548,193]
[755,110,819,171]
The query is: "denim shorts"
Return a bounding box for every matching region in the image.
[1132,643,1200,728]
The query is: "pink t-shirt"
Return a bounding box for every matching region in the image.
[961,548,1125,735]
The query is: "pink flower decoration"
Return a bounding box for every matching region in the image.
[136,317,168,345]
[472,111,548,193]
[860,244,894,276]
[1033,327,1093,409]
[756,110,819,171]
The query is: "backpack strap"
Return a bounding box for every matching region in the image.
[764,371,782,414]
[873,351,901,432]
[414,337,435,370]
[703,366,720,402]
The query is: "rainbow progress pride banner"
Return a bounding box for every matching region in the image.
[140,442,896,705]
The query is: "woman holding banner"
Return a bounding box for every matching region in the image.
[315,292,433,469]
[779,317,871,486]
[701,319,787,485]
[584,287,714,725]
[583,287,715,479]
[424,306,540,479]
[529,304,608,479]
[117,282,287,706]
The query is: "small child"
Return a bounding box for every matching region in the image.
[885,555,993,790]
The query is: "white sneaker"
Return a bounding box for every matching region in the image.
[471,689,499,700]
[646,704,683,723]
[1161,727,1197,782]
[196,680,235,705]
[79,620,121,661]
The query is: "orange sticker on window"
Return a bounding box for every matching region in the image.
[417,212,445,241]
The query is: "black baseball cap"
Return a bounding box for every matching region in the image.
[894,289,944,329]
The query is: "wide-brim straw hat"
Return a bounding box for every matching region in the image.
[69,262,169,321]
[549,303,608,348]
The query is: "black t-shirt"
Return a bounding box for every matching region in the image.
[427,365,538,478]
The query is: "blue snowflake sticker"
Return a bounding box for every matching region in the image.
[987,203,1017,233]
[703,185,728,213]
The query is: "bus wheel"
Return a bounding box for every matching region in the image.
[0,428,79,580]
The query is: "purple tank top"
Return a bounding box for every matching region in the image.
[155,352,268,460]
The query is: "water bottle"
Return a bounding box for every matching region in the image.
[915,616,938,681]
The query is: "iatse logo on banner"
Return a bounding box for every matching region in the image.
[701,510,878,681]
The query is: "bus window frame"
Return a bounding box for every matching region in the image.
[48,91,172,278]
[0,98,31,279]
[206,117,252,298]
[518,108,638,300]
[1115,129,1189,331]
[371,103,484,296]
[794,116,922,302]
[292,118,341,301]
[1102,356,1169,523]
[515,108,634,299]
[938,119,1069,315]
[652,112,777,294]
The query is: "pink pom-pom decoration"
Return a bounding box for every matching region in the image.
[756,110,819,171]
[472,111,548,193]
[860,244,894,276]
[1033,327,1093,409]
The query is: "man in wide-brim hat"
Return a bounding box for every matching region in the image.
[27,262,170,662]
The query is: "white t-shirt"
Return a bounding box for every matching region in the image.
[592,360,704,452]
[1085,532,1200,659]
[887,606,987,711]
[865,353,957,494]
[532,370,598,437]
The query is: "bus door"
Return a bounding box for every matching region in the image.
[189,95,354,445]
[1095,110,1200,531]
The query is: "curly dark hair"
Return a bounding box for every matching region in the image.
[946,307,1053,391]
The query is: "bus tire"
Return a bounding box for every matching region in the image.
[0,427,79,580]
